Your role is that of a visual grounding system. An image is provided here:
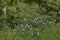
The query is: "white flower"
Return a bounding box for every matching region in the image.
[31,32,35,36]
[24,18,31,20]
[22,28,25,30]
[30,28,32,32]
[33,18,40,23]
[37,32,39,35]
[24,18,27,20]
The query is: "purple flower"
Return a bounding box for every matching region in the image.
[33,18,40,23]
[20,24,25,31]
[17,23,25,31]
[25,24,29,28]
[21,24,25,28]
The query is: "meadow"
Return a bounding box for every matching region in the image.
[0,0,60,40]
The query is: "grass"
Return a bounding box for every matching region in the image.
[0,23,60,40]
[0,1,60,40]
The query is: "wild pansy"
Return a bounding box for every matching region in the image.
[33,18,40,23]
[25,24,29,28]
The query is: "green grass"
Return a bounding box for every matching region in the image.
[0,23,60,40]
[0,0,60,40]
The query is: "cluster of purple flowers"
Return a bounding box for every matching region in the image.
[3,17,56,36]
